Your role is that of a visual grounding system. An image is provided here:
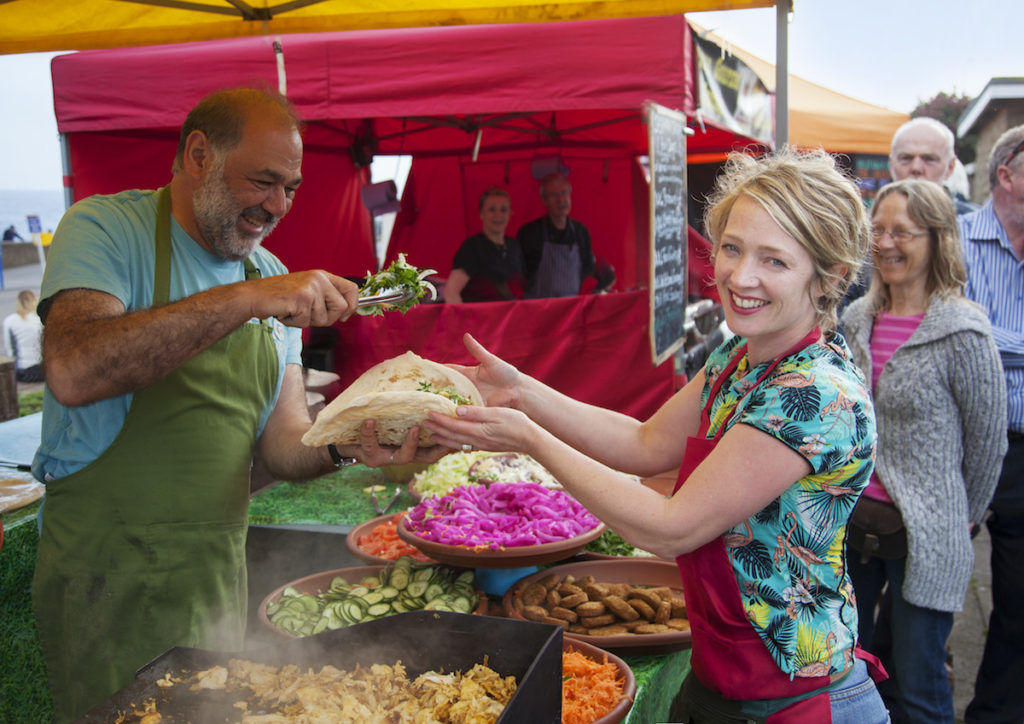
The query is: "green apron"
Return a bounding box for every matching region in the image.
[32,186,279,723]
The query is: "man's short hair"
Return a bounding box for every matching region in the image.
[539,172,570,197]
[890,117,955,161]
[988,124,1024,191]
[172,86,303,174]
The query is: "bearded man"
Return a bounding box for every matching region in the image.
[30,87,423,722]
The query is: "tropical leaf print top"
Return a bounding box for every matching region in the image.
[701,333,876,677]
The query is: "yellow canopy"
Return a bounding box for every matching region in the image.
[692,22,908,155]
[0,0,773,55]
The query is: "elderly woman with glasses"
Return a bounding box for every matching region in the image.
[840,179,1007,723]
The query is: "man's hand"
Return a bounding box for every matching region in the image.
[246,270,359,327]
[336,420,451,468]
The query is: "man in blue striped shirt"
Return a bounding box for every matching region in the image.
[959,124,1024,724]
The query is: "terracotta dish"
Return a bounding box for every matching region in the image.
[345,513,435,565]
[396,517,606,569]
[503,558,692,656]
[563,638,637,724]
[259,564,488,639]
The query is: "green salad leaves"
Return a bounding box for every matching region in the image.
[417,381,474,406]
[357,253,437,316]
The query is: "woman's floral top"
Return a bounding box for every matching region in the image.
[701,333,876,678]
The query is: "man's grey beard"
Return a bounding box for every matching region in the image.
[193,161,278,261]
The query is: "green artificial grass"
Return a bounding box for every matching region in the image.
[0,521,53,724]
[248,466,418,526]
[19,390,44,417]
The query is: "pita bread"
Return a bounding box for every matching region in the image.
[302,351,483,448]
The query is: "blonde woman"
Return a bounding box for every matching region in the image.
[427,149,889,722]
[841,179,1006,723]
[2,289,44,382]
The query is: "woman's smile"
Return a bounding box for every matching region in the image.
[715,195,820,363]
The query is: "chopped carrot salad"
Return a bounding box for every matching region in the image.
[357,513,433,562]
[562,648,630,724]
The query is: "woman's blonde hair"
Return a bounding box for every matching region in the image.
[16,290,38,317]
[865,179,966,313]
[703,147,870,336]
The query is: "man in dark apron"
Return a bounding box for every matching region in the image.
[517,172,597,298]
[30,87,422,723]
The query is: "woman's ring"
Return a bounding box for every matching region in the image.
[461,443,473,452]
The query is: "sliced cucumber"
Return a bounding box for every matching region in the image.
[389,568,410,590]
[406,580,429,598]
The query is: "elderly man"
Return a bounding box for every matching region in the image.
[959,125,1024,724]
[516,172,597,298]
[889,117,978,214]
[32,87,429,722]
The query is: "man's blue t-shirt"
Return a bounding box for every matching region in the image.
[33,188,302,481]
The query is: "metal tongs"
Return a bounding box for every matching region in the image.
[357,287,415,309]
[371,486,402,515]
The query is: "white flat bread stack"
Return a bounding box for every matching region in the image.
[302,351,483,448]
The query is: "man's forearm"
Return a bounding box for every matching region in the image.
[44,285,253,406]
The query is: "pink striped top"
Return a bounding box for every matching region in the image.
[863,311,924,503]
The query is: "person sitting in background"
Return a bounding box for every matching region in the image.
[517,172,596,298]
[841,180,1006,724]
[3,290,44,382]
[427,148,890,722]
[443,187,524,303]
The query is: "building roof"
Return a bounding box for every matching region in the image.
[957,77,1024,138]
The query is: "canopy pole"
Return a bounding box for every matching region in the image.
[472,128,483,162]
[775,0,790,149]
[274,38,287,96]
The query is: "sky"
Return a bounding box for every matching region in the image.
[0,0,1021,192]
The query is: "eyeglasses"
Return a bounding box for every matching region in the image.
[1005,139,1024,167]
[870,226,929,244]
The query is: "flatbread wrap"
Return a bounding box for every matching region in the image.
[302,351,483,448]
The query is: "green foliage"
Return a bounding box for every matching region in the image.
[0,523,54,724]
[912,91,977,164]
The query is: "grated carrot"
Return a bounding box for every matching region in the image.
[561,648,629,724]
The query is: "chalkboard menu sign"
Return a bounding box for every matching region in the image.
[647,103,688,365]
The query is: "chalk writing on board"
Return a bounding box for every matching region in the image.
[648,103,687,365]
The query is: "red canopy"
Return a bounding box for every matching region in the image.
[51,15,754,284]
[51,15,751,416]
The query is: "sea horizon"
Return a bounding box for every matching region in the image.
[0,188,67,239]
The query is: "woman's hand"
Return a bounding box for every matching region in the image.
[422,403,538,455]
[446,333,523,408]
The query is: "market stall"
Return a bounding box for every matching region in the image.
[48,14,760,414]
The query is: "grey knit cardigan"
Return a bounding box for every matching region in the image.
[841,294,1007,612]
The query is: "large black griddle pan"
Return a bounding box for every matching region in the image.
[77,610,562,723]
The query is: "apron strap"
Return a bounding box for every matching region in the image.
[154,185,172,306]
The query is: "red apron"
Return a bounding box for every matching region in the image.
[673,330,884,722]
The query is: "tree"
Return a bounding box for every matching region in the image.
[912,91,976,164]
